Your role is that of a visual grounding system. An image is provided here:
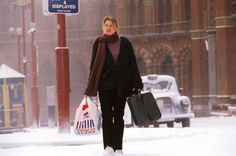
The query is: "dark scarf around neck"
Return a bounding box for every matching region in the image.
[84,32,119,96]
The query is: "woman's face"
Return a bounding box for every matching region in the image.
[103,20,117,36]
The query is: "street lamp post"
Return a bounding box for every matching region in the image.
[30,0,39,128]
[14,0,39,128]
[22,6,27,78]
[14,0,31,79]
[8,27,22,72]
[56,14,71,133]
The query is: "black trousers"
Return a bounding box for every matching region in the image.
[99,88,126,150]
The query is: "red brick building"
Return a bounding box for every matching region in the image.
[0,0,236,124]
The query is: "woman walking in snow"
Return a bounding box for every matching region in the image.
[84,16,143,156]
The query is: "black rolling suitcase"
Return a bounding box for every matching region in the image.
[127,92,161,126]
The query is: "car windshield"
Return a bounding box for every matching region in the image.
[143,81,170,91]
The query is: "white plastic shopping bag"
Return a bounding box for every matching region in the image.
[74,96,101,134]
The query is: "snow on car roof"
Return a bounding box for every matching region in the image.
[141,74,175,84]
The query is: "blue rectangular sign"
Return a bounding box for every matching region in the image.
[48,0,79,14]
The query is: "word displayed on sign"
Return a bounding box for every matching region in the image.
[43,0,79,15]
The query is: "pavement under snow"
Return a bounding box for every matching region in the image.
[0,116,236,156]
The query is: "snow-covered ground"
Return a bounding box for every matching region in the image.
[0,116,236,156]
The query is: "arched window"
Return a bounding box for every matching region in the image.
[137,0,144,25]
[158,0,165,23]
[181,0,191,21]
[95,1,109,29]
[186,60,192,98]
[108,0,116,17]
[154,0,172,24]
[161,56,174,75]
[127,0,145,25]
[127,0,136,26]
[179,50,192,99]
[166,0,172,23]
[185,0,191,20]
[233,0,236,14]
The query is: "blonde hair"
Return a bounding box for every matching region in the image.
[102,16,118,28]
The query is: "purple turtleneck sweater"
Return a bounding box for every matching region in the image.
[107,38,120,63]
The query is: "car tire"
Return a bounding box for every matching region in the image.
[167,121,174,128]
[153,121,159,127]
[125,124,134,128]
[143,124,149,128]
[181,118,190,127]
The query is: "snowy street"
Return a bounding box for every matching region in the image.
[0,116,236,156]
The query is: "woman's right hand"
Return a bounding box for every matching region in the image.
[132,88,141,94]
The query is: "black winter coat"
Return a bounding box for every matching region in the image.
[89,36,143,98]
